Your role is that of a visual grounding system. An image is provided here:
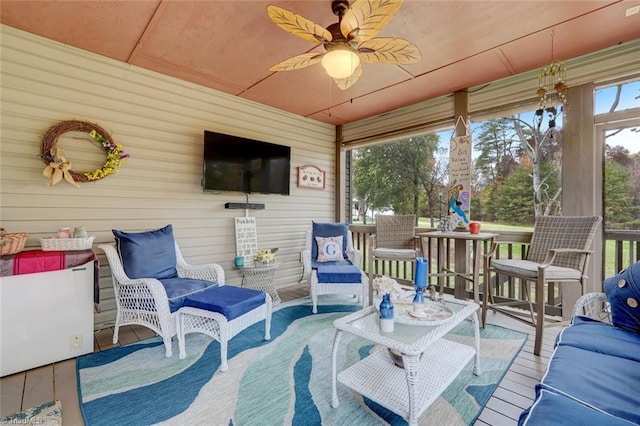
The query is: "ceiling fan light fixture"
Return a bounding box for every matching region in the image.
[321,48,360,79]
[268,1,416,89]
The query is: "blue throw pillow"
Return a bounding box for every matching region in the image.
[603,260,640,334]
[113,224,178,280]
[311,222,349,261]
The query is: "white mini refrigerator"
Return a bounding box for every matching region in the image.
[1,261,94,376]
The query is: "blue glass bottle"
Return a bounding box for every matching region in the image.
[379,293,394,332]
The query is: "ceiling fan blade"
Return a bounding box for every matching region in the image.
[358,37,421,64]
[340,0,404,43]
[334,64,363,90]
[269,52,324,72]
[267,5,332,44]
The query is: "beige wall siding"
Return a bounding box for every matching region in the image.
[0,25,335,328]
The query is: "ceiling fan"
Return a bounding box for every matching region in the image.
[267,0,421,90]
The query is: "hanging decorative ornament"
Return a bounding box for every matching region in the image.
[537,29,568,110]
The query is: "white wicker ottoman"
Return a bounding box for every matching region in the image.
[176,288,272,372]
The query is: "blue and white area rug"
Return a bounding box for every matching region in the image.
[0,400,62,425]
[77,296,527,425]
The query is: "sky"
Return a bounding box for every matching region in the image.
[595,81,639,154]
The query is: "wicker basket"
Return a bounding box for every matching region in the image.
[40,236,95,251]
[0,232,29,255]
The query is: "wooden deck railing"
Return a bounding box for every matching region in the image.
[604,229,640,277]
[349,224,640,318]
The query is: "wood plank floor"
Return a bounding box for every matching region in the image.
[0,284,560,425]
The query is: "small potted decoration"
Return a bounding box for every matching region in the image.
[254,248,278,264]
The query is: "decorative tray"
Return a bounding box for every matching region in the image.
[393,301,454,326]
[374,296,454,326]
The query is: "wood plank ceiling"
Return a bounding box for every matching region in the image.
[1,0,639,125]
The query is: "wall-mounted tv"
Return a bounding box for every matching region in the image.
[203,130,291,195]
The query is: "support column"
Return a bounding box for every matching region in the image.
[335,125,345,222]
[453,91,470,300]
[561,82,603,318]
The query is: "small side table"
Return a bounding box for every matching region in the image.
[239,262,280,304]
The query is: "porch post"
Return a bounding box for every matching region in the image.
[453,90,470,300]
[562,82,604,313]
[335,125,346,222]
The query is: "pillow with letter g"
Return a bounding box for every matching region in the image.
[315,235,344,263]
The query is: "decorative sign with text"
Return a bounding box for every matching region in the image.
[448,118,472,225]
[297,164,325,190]
[234,217,258,263]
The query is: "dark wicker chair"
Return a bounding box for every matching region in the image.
[482,215,601,355]
[367,214,420,302]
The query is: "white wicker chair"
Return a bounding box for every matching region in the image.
[572,292,611,324]
[301,227,368,313]
[99,242,225,357]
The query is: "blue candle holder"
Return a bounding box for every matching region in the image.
[412,258,429,316]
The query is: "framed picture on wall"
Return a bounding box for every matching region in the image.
[297,164,325,190]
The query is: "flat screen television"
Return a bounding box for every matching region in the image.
[203,130,291,195]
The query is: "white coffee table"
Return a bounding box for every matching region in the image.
[331,298,481,426]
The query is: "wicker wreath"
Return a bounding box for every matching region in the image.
[40,119,128,185]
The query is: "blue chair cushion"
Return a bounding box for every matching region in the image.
[181,286,266,320]
[518,388,632,426]
[312,222,348,262]
[159,278,219,313]
[316,264,362,284]
[113,224,178,280]
[603,259,640,334]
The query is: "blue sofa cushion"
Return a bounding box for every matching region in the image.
[538,344,640,424]
[316,264,362,283]
[519,389,635,426]
[603,260,640,334]
[312,222,348,261]
[113,224,178,279]
[558,316,640,363]
[181,286,266,320]
[159,278,219,313]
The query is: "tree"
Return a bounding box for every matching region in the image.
[352,147,387,223]
[353,135,441,222]
[496,160,536,225]
[474,118,519,187]
[512,107,563,217]
[604,161,635,228]
[604,145,640,229]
